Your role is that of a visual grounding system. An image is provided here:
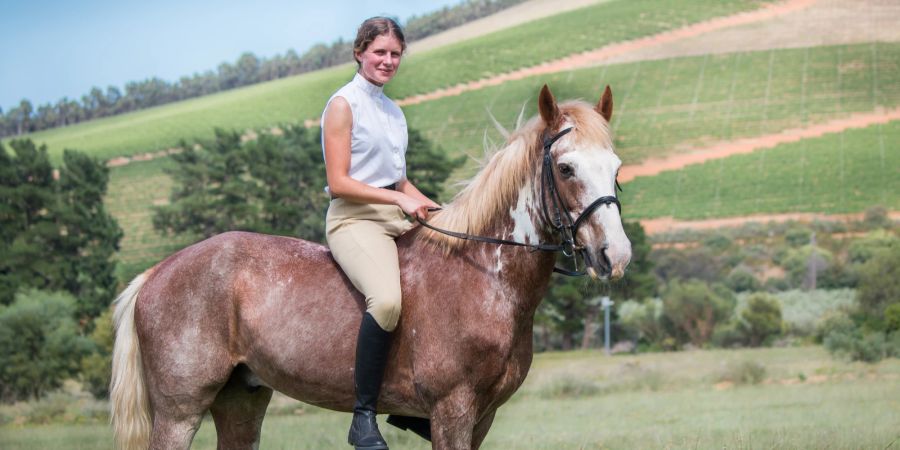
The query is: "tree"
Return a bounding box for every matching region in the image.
[0,290,93,402]
[0,140,122,323]
[739,293,783,346]
[15,99,33,135]
[55,150,123,321]
[155,125,460,244]
[0,139,58,305]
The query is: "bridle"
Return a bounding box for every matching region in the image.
[417,126,622,277]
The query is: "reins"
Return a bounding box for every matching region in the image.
[416,127,622,277]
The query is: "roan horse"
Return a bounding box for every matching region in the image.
[110,84,632,450]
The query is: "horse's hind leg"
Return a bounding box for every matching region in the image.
[209,365,274,450]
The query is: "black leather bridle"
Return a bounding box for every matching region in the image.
[417,126,622,277]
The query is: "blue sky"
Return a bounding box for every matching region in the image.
[0,0,458,110]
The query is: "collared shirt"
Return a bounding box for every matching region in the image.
[322,72,408,193]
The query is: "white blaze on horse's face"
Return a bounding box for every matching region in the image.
[536,83,632,279]
[556,140,631,279]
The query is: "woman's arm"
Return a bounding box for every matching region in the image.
[323,97,432,219]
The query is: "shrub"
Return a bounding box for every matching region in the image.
[80,308,114,399]
[618,299,666,346]
[886,304,900,333]
[538,375,600,399]
[781,246,834,290]
[785,226,812,247]
[711,321,744,348]
[815,311,856,343]
[766,289,855,338]
[662,280,734,347]
[847,229,898,264]
[856,248,900,318]
[862,206,892,229]
[0,290,94,402]
[824,329,887,363]
[717,360,766,385]
[739,293,784,347]
[726,265,761,292]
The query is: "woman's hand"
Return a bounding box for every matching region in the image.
[396,194,432,220]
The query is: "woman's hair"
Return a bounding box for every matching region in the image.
[353,17,406,65]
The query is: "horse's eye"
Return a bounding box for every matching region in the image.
[558,163,574,178]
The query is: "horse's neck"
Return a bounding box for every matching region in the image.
[431,175,556,316]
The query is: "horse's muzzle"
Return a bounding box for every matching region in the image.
[584,242,630,280]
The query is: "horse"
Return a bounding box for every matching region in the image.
[110,83,632,450]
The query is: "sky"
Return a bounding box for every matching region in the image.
[0,0,459,111]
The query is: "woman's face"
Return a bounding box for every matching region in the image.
[355,33,403,86]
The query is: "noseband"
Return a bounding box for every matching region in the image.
[417,126,622,277]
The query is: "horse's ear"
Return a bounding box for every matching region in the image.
[595,85,613,122]
[538,84,561,128]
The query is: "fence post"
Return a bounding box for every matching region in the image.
[602,296,614,355]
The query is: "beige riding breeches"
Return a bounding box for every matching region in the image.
[326,198,414,332]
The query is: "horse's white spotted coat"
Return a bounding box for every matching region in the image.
[509,182,539,245]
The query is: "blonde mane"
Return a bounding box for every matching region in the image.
[420,100,614,250]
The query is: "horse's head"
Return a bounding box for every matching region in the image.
[536,84,632,279]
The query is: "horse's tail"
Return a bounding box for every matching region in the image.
[110,269,153,450]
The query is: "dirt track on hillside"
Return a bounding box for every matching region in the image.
[641,211,900,235]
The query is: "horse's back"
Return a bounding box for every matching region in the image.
[135,231,364,370]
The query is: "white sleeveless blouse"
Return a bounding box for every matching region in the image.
[322,73,408,193]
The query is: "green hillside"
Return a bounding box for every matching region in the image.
[106,42,900,276]
[621,120,900,219]
[8,0,768,163]
[405,42,900,165]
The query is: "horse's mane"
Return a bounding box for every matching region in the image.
[420,100,613,250]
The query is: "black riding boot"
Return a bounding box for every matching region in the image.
[348,313,392,450]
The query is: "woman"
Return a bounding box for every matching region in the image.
[322,16,439,450]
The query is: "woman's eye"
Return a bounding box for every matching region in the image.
[558,164,574,178]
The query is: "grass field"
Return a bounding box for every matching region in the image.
[620,119,900,219]
[2,346,898,449]
[7,0,768,163]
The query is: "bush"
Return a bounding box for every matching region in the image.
[537,375,600,399]
[856,248,900,318]
[80,308,114,399]
[781,246,833,290]
[824,329,888,363]
[0,290,94,402]
[771,289,855,338]
[886,303,900,333]
[711,321,744,348]
[739,293,784,347]
[662,280,734,347]
[847,230,898,264]
[785,226,812,247]
[717,360,766,385]
[618,299,665,346]
[815,311,856,343]
[726,265,761,292]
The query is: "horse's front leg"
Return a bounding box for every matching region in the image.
[429,387,478,450]
[471,409,497,449]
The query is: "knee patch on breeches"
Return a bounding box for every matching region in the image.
[367,293,401,332]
